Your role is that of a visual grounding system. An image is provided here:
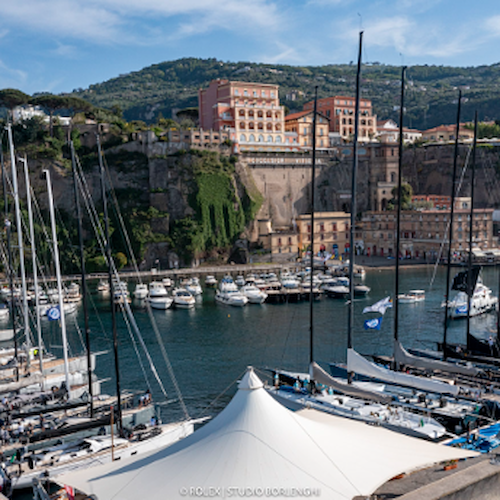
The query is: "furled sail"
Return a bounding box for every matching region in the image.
[309,362,393,404]
[393,340,482,377]
[347,349,460,396]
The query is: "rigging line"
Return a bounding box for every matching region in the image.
[74,157,177,411]
[117,301,154,396]
[428,143,473,291]
[99,155,189,418]
[279,303,299,367]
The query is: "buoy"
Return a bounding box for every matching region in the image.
[228,314,231,318]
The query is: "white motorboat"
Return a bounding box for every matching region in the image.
[398,290,425,304]
[447,281,498,319]
[148,296,173,310]
[162,277,173,288]
[149,281,168,298]
[215,278,248,307]
[324,285,349,298]
[38,302,78,317]
[172,288,196,309]
[240,284,267,304]
[64,283,82,303]
[133,283,149,300]
[185,277,203,296]
[354,284,371,296]
[96,280,110,294]
[205,275,218,287]
[281,273,300,289]
[113,281,131,305]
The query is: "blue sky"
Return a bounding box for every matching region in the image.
[1,0,499,95]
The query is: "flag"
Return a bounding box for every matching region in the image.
[64,485,75,500]
[452,266,480,292]
[47,305,61,321]
[364,317,383,330]
[363,296,392,315]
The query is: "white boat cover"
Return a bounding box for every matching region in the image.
[309,361,393,404]
[393,340,481,377]
[57,367,476,500]
[347,349,460,396]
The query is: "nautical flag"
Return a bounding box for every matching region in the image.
[64,485,75,500]
[47,305,61,321]
[364,317,383,330]
[363,296,392,315]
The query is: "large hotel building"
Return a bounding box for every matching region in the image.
[198,79,299,152]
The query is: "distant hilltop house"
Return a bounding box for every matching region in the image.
[303,95,377,142]
[421,124,474,142]
[12,105,72,126]
[198,79,300,152]
[376,119,422,144]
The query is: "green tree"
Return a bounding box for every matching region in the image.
[0,88,30,120]
[388,183,413,210]
[31,94,70,137]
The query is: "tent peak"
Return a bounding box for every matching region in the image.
[238,367,264,390]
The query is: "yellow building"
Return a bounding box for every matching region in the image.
[284,110,330,148]
[296,212,352,256]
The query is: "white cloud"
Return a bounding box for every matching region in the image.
[485,15,500,36]
[0,0,283,45]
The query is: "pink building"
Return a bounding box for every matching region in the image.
[198,79,298,151]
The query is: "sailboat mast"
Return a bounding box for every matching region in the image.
[443,90,462,360]
[44,169,71,394]
[97,136,123,434]
[0,143,18,372]
[466,112,478,347]
[20,156,44,375]
[70,142,94,416]
[7,123,31,367]
[347,30,363,358]
[393,66,406,363]
[309,86,318,365]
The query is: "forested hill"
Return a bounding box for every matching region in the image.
[70,58,500,130]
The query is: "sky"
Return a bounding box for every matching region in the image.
[1,0,500,95]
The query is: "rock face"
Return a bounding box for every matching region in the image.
[402,143,500,208]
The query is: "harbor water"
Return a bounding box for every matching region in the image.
[35,265,500,423]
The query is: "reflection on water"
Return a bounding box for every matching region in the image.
[20,265,499,421]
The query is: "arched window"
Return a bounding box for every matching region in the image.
[249,122,255,130]
[240,122,246,129]
[258,123,264,130]
[342,118,346,125]
[257,110,263,118]
[276,135,282,143]
[239,109,245,117]
[266,110,272,118]
[390,172,396,183]
[249,134,255,142]
[266,123,272,130]
[267,135,273,142]
[258,134,264,142]
[248,110,254,118]
[275,124,281,131]
[240,134,246,142]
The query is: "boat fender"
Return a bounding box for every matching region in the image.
[27,456,34,470]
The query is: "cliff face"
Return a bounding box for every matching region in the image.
[403,143,500,208]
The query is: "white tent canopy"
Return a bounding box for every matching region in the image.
[57,368,477,500]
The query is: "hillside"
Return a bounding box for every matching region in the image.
[69,58,500,130]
